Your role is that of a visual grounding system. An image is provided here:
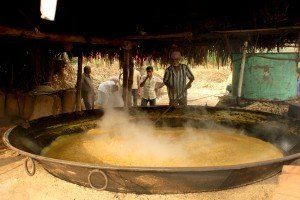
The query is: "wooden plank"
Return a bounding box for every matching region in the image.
[272,165,300,200]
[272,193,300,200]
[278,174,300,185]
[121,32,193,40]
[273,185,300,198]
[282,165,300,174]
[214,26,300,35]
[0,25,127,46]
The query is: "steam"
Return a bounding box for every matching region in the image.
[93,107,190,166]
[41,106,283,167]
[89,107,260,167]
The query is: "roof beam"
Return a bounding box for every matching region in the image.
[0,25,133,46]
[120,31,193,40]
[214,26,300,35]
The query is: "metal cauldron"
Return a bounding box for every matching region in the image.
[3,106,300,194]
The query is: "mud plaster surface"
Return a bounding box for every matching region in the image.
[0,151,279,200]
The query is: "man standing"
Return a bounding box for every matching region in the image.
[81,66,95,110]
[140,66,164,107]
[132,68,141,106]
[163,50,194,106]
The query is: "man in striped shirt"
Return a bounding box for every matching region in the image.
[163,50,194,106]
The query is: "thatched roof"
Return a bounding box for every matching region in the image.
[0,0,299,65]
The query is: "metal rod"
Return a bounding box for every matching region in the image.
[154,85,189,125]
[75,52,83,111]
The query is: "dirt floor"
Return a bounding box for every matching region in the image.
[0,155,278,200]
[0,147,299,200]
[1,66,299,199]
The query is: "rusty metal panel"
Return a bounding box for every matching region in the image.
[232,53,298,101]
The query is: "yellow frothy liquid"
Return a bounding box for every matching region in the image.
[41,127,283,167]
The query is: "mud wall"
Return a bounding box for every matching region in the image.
[0,89,76,121]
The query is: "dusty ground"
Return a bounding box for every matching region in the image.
[0,157,278,200]
[0,65,299,199]
[1,148,298,200]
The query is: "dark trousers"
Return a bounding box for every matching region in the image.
[131,89,138,106]
[169,96,187,107]
[82,92,94,110]
[141,98,156,107]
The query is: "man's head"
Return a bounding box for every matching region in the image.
[146,66,153,77]
[83,66,91,74]
[110,76,119,84]
[111,84,119,93]
[170,50,181,66]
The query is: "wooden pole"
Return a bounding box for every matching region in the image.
[122,51,129,107]
[122,41,133,107]
[75,52,83,111]
[29,44,42,86]
[128,54,134,107]
[120,31,193,40]
[298,33,300,69]
[214,26,300,34]
[237,41,248,99]
[0,25,127,46]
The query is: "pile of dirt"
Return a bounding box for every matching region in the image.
[244,101,289,116]
[217,96,295,116]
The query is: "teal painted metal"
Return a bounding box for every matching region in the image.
[232,53,298,101]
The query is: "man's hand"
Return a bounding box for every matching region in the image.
[186,82,192,89]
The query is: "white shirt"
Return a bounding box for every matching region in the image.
[141,75,162,100]
[107,91,124,107]
[98,80,115,93]
[132,69,141,89]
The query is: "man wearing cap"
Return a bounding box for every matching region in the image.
[163,50,194,106]
[97,77,119,107]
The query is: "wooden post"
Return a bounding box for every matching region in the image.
[297,33,300,69]
[212,53,215,69]
[122,41,133,107]
[30,44,42,86]
[122,51,128,107]
[128,54,134,107]
[75,52,83,111]
[237,41,248,99]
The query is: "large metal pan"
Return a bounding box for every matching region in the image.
[3,106,300,194]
